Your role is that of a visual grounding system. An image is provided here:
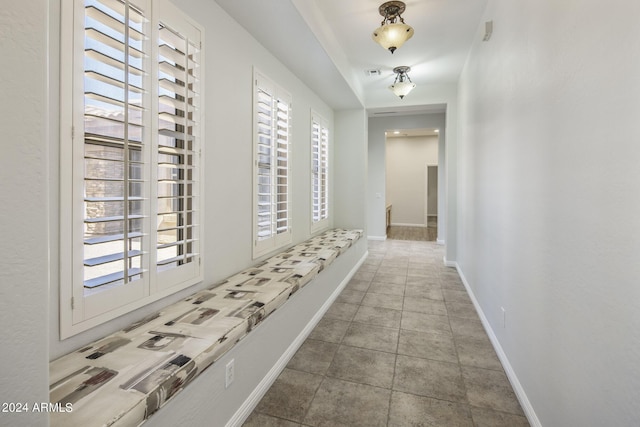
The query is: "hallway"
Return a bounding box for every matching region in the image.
[243,239,529,426]
[387,223,438,242]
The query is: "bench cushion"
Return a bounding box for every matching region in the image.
[49,229,362,427]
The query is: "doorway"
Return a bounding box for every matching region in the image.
[425,164,438,228]
[385,131,439,241]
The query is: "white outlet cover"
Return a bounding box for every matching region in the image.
[225,359,234,388]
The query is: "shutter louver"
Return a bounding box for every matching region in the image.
[319,125,329,221]
[275,99,289,235]
[82,0,148,289]
[63,0,204,336]
[253,72,291,256]
[156,22,200,270]
[311,115,329,225]
[311,121,321,222]
[256,87,274,241]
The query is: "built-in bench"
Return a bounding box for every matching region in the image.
[49,229,363,427]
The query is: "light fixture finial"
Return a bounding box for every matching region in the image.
[372,1,414,54]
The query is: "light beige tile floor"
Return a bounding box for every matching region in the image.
[243,239,530,427]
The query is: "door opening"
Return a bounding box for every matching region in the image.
[425,164,438,228]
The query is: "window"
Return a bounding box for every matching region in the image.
[311,112,329,232]
[253,70,292,258]
[60,0,204,337]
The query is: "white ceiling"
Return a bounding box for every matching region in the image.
[215,0,488,114]
[386,128,440,138]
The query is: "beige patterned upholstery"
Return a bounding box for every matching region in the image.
[49,229,362,427]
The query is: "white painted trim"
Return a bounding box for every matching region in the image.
[425,163,438,226]
[443,257,456,267]
[367,235,387,241]
[252,68,293,259]
[225,250,369,427]
[436,238,445,245]
[60,1,206,338]
[391,222,428,228]
[310,109,330,234]
[454,262,542,427]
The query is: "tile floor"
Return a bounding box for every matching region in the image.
[387,224,437,242]
[243,239,530,427]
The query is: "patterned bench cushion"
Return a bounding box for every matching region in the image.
[49,229,362,427]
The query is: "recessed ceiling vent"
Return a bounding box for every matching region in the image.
[365,69,382,76]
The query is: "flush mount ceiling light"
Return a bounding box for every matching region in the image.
[389,66,416,99]
[372,1,414,54]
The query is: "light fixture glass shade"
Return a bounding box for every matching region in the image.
[389,80,416,99]
[372,23,414,53]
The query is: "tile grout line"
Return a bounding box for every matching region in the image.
[245,238,529,426]
[385,244,405,427]
[439,272,476,422]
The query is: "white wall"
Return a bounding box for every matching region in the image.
[334,109,368,231]
[0,3,369,426]
[0,1,50,426]
[48,0,366,359]
[386,135,439,226]
[456,1,640,426]
[0,0,370,424]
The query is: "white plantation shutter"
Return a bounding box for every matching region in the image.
[155,17,201,282]
[311,112,329,231]
[256,85,274,241]
[61,0,204,337]
[81,0,149,295]
[253,71,292,257]
[275,98,290,235]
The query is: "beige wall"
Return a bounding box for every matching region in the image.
[385,135,439,226]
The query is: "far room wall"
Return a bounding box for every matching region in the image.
[386,135,439,226]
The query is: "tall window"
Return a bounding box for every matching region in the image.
[60,0,204,337]
[311,112,329,232]
[253,70,292,258]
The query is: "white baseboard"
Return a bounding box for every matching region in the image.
[367,235,387,241]
[454,263,542,427]
[436,238,445,245]
[225,250,369,427]
[443,256,456,268]
[391,222,427,228]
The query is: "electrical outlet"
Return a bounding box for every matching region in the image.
[225,359,235,388]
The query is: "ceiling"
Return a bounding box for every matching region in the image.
[386,128,440,138]
[215,0,488,115]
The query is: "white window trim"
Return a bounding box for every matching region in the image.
[252,68,292,258]
[310,111,330,233]
[59,0,205,338]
